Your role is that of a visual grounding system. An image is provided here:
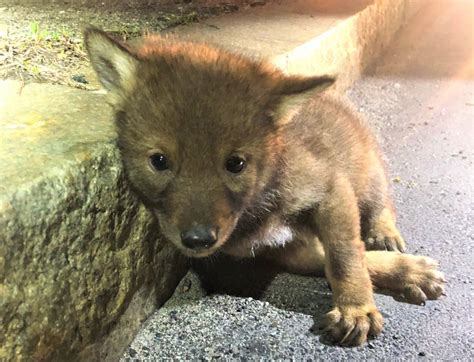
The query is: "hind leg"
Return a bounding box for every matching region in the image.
[364,206,406,253]
[366,251,445,304]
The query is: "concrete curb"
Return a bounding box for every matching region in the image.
[0,1,423,360]
[171,0,424,91]
[273,0,422,91]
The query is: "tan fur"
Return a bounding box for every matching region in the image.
[84,28,445,347]
[365,207,406,252]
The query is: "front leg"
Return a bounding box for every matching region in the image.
[316,176,383,346]
[365,206,406,253]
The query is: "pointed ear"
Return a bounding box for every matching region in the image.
[273,75,335,123]
[84,27,138,102]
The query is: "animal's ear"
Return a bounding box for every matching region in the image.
[84,27,138,99]
[273,75,335,123]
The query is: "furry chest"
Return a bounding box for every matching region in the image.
[222,221,295,258]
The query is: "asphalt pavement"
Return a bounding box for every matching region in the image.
[122,2,473,360]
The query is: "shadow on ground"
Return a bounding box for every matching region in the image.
[190,255,334,331]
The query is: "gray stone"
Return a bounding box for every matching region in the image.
[0,81,186,360]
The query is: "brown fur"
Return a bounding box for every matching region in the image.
[84,27,445,347]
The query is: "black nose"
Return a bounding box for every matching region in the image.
[180,225,218,250]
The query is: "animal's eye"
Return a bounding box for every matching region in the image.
[149,153,169,171]
[226,156,246,174]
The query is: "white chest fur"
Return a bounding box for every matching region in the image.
[222,219,294,258]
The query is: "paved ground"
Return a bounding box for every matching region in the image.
[122,2,473,360]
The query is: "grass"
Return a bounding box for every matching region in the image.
[0,3,242,89]
[1,20,88,89]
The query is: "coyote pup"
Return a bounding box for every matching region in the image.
[85,28,445,346]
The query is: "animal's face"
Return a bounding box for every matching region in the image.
[84,28,334,257]
[116,83,283,258]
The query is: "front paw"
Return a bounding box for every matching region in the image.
[364,208,406,252]
[319,304,383,346]
[365,229,406,253]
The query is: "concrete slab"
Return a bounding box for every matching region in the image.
[171,0,422,90]
[171,2,352,58]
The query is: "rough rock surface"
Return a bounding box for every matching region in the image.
[0,81,186,360]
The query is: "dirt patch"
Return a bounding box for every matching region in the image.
[0,3,247,90]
